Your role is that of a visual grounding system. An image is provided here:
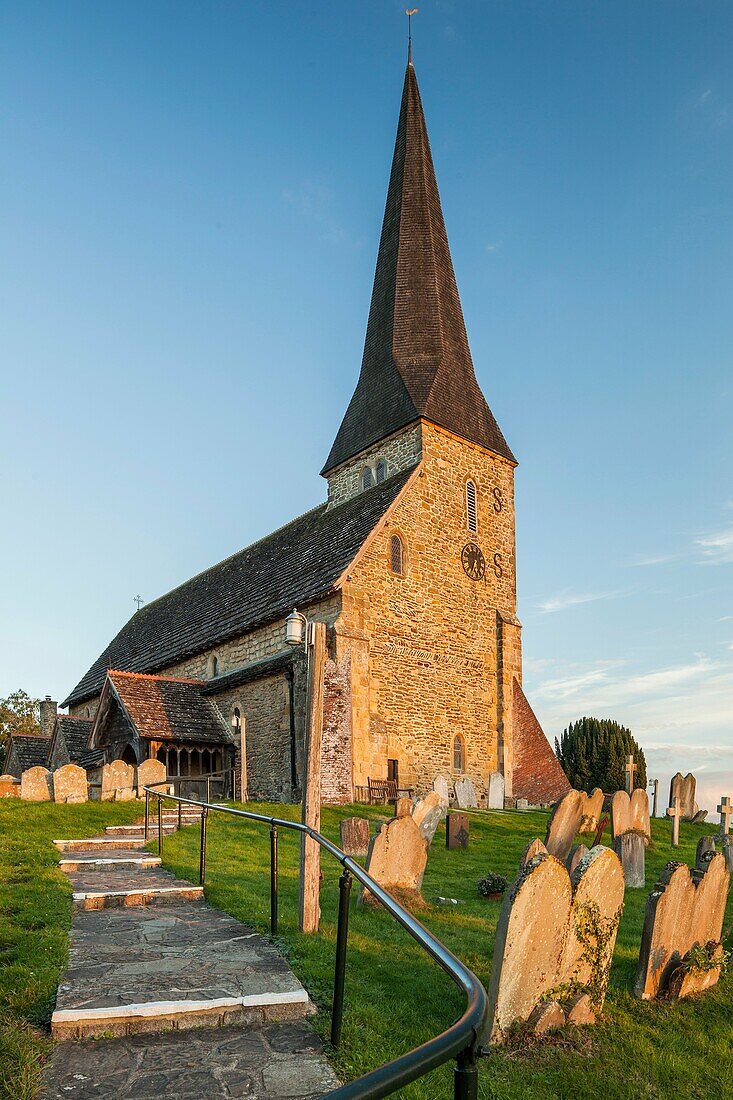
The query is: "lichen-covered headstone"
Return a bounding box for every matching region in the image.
[635,853,730,999]
[359,812,428,909]
[339,817,370,858]
[544,789,585,863]
[433,775,450,805]
[100,760,136,802]
[696,836,717,870]
[0,774,20,798]
[567,843,589,875]
[722,837,733,874]
[669,772,697,821]
[579,789,604,833]
[454,776,478,809]
[53,764,88,804]
[611,789,651,844]
[486,845,624,1043]
[487,771,505,810]
[136,757,167,795]
[614,833,646,888]
[20,766,53,801]
[668,942,726,999]
[520,838,547,869]
[412,791,447,846]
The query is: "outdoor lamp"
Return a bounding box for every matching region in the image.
[285,608,306,647]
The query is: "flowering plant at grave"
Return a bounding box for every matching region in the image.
[477,872,508,898]
[681,939,730,975]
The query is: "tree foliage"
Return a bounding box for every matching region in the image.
[0,689,41,764]
[555,716,647,793]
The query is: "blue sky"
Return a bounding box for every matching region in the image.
[1,2,731,812]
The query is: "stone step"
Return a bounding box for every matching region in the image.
[54,837,149,852]
[105,824,178,836]
[73,885,204,911]
[51,902,312,1039]
[59,854,163,872]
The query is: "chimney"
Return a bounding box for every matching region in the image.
[40,696,58,738]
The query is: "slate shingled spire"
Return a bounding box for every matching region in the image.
[322,59,515,475]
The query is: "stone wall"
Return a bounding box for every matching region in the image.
[325,424,423,508]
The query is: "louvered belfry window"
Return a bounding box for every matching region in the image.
[390,534,404,575]
[453,735,465,773]
[466,480,478,534]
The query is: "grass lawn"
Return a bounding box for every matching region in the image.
[0,799,732,1099]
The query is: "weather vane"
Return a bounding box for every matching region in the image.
[133,595,144,610]
[406,8,418,62]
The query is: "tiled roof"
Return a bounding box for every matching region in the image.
[52,716,93,764]
[9,734,50,772]
[108,670,235,746]
[512,679,571,804]
[201,650,295,695]
[322,61,515,474]
[65,468,414,707]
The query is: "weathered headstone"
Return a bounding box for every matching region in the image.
[668,942,726,1000]
[691,809,708,824]
[567,843,589,875]
[359,812,428,908]
[432,775,450,805]
[412,791,447,846]
[544,789,584,863]
[20,766,53,801]
[614,833,646,888]
[0,774,20,798]
[667,796,682,848]
[717,796,732,836]
[669,772,697,821]
[454,776,478,809]
[486,845,624,1043]
[99,760,136,802]
[136,757,167,794]
[696,836,717,870]
[446,812,470,850]
[635,853,730,999]
[339,817,370,858]
[516,798,529,811]
[487,771,505,810]
[52,764,88,804]
[721,836,733,874]
[611,788,651,844]
[579,789,604,833]
[624,755,637,794]
[520,838,547,868]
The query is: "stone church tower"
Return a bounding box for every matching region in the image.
[63,58,569,808]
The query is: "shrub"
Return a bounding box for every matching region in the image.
[477,871,508,898]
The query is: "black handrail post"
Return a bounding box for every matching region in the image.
[270,825,278,936]
[199,806,208,886]
[144,789,149,841]
[207,775,211,804]
[330,867,352,1049]
[454,1046,479,1100]
[177,786,182,830]
[157,796,163,857]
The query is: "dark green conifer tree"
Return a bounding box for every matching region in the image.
[555,717,647,793]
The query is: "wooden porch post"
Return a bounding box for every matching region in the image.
[299,621,326,934]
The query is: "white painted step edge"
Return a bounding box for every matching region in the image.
[52,989,309,1024]
[72,887,203,901]
[59,857,161,867]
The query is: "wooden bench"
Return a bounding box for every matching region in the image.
[367,777,398,804]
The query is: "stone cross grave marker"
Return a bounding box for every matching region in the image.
[635,853,730,1000]
[52,764,88,804]
[625,755,637,794]
[487,771,505,810]
[485,846,625,1043]
[359,810,428,909]
[667,796,682,848]
[446,812,469,850]
[717,796,732,836]
[412,791,447,846]
[339,817,370,858]
[20,766,53,801]
[669,772,697,821]
[454,776,478,809]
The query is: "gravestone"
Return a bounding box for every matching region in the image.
[668,943,726,999]
[516,798,529,811]
[667,796,682,847]
[359,812,428,908]
[454,777,478,809]
[624,755,637,794]
[567,843,589,874]
[0,775,19,798]
[432,775,450,805]
[339,817,370,858]
[669,772,697,821]
[136,758,167,794]
[487,771,505,810]
[721,836,733,874]
[691,809,708,824]
[412,791,447,846]
[579,789,604,833]
[52,764,88,804]
[614,833,646,888]
[20,766,53,801]
[99,760,136,802]
[486,845,624,1043]
[635,853,730,999]
[611,789,651,844]
[446,812,470,850]
[696,836,717,870]
[520,838,547,868]
[544,789,585,863]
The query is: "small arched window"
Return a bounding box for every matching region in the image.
[466,480,478,534]
[453,735,465,773]
[390,533,404,575]
[232,707,241,734]
[208,654,219,678]
[375,459,387,484]
[361,467,374,492]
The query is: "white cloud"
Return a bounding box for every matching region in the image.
[536,589,626,614]
[485,242,500,254]
[695,525,733,564]
[631,552,678,567]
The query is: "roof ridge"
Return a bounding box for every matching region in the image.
[109,669,206,686]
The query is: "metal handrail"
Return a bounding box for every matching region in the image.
[144,785,487,1100]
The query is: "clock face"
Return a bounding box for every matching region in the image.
[461,542,486,581]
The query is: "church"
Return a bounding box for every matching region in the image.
[62,58,569,808]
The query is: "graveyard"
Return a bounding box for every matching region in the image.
[2,796,731,1099]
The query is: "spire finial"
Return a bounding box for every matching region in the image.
[406,9,418,64]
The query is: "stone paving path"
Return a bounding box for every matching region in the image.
[41,810,339,1098]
